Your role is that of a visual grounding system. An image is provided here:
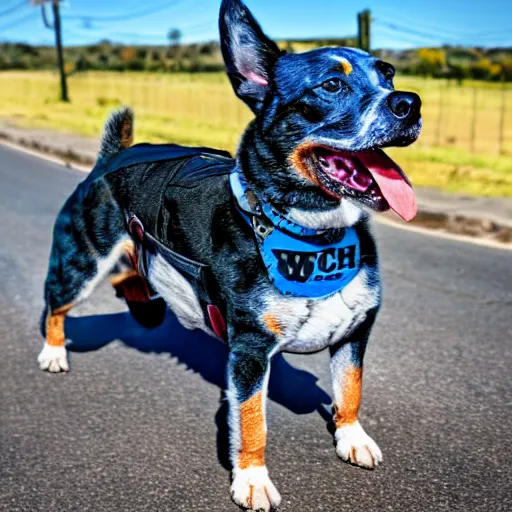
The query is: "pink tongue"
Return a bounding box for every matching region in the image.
[357,149,417,222]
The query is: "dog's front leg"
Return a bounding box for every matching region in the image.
[330,310,383,469]
[227,339,281,512]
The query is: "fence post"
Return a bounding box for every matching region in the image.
[88,72,93,108]
[498,79,506,155]
[470,87,478,152]
[435,80,443,147]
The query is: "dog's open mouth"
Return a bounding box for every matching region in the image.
[307,146,418,222]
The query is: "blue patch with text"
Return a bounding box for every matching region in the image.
[259,225,360,298]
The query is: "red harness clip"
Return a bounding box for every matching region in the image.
[129,215,145,244]
[207,304,227,341]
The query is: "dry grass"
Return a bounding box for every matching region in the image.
[0,70,511,196]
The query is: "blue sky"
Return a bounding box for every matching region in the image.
[0,0,510,49]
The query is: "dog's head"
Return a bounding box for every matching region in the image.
[220,0,422,224]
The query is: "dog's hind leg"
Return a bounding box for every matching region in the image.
[110,255,167,329]
[329,308,383,469]
[38,186,128,373]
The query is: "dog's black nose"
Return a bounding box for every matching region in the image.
[388,92,421,120]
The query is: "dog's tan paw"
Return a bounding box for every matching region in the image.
[231,466,281,512]
[335,421,382,469]
[37,343,69,373]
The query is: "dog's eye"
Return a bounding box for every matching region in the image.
[376,61,395,82]
[384,68,395,80]
[321,78,344,93]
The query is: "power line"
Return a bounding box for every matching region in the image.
[469,29,512,39]
[0,0,28,18]
[100,31,166,41]
[183,22,217,36]
[65,27,168,43]
[180,20,215,32]
[374,24,510,49]
[0,11,38,32]
[62,28,117,45]
[377,13,511,42]
[377,11,472,38]
[375,21,510,48]
[375,21,455,43]
[63,12,216,43]
[63,0,185,23]
[373,26,442,47]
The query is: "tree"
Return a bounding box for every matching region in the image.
[471,58,502,81]
[417,48,447,77]
[167,28,182,58]
[496,55,512,81]
[120,47,137,63]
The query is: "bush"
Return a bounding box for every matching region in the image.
[125,59,145,71]
[470,58,493,80]
[417,48,447,77]
[0,41,508,80]
[497,56,512,81]
[96,97,122,107]
[447,64,471,83]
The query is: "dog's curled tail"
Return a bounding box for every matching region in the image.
[98,106,134,161]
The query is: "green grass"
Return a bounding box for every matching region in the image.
[388,146,512,196]
[0,70,511,197]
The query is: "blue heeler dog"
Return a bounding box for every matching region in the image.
[38,1,422,510]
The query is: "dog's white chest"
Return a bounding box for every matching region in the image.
[265,267,380,353]
[147,249,379,353]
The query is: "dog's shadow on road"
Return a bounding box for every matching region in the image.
[65,311,332,470]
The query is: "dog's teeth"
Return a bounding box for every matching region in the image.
[295,254,300,264]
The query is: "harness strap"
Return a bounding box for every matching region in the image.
[129,215,207,281]
[128,215,227,340]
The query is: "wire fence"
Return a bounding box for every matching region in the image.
[403,78,511,156]
[0,71,510,156]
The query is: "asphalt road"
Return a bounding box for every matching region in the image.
[0,144,511,512]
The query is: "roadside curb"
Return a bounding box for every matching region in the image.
[2,128,511,246]
[383,210,512,245]
[0,129,96,168]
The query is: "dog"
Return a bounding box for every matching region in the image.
[38,1,422,510]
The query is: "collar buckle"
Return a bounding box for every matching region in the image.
[230,170,322,238]
[252,215,274,239]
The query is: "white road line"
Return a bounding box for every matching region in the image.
[374,215,512,252]
[0,140,91,173]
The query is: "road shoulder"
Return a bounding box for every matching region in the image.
[1,120,511,246]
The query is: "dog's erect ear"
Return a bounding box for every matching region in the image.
[219,0,282,113]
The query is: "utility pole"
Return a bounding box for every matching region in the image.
[357,9,371,53]
[33,0,69,102]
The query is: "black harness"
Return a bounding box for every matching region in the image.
[93,143,369,338]
[93,143,235,339]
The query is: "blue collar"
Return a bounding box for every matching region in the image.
[229,171,323,237]
[230,170,362,299]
